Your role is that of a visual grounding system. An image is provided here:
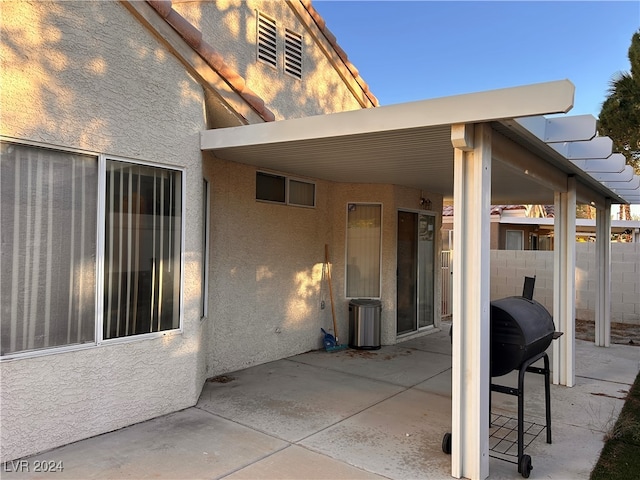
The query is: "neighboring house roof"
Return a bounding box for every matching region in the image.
[443,205,554,217]
[145,0,378,123]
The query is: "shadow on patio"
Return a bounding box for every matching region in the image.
[3,325,638,479]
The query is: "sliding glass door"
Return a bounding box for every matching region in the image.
[397,211,435,335]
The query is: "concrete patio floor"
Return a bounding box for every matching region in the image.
[3,325,639,479]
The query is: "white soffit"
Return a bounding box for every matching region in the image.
[201,79,634,204]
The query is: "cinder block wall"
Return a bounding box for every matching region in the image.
[489,243,640,325]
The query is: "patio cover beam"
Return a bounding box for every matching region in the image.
[201,80,575,151]
[451,123,491,480]
[553,177,577,387]
[596,199,612,347]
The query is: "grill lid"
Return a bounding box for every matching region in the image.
[490,296,556,377]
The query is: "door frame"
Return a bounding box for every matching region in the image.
[396,209,437,337]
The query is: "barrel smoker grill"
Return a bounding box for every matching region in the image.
[443,278,562,479]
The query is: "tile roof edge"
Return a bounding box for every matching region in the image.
[146,0,275,122]
[300,0,379,107]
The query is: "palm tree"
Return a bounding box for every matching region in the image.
[598,30,640,220]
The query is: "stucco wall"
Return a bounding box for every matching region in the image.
[202,155,334,375]
[490,243,640,324]
[172,0,367,120]
[1,1,207,462]
[203,161,444,376]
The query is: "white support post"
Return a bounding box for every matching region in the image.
[451,123,491,480]
[595,199,612,347]
[553,177,576,387]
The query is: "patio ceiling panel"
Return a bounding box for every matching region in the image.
[206,124,456,194]
[201,80,632,206]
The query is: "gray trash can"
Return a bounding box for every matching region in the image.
[349,299,382,350]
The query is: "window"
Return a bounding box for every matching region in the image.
[256,172,315,207]
[346,203,382,298]
[0,140,184,358]
[256,171,285,203]
[288,179,314,207]
[201,178,210,319]
[103,160,182,339]
[284,29,303,79]
[1,143,98,355]
[505,230,524,250]
[257,13,277,68]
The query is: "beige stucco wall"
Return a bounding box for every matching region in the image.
[0,0,445,462]
[203,159,444,375]
[1,0,207,462]
[172,0,367,120]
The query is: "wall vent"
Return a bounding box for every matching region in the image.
[257,13,277,68]
[284,29,303,79]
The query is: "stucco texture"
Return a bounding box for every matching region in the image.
[172,0,366,120]
[1,0,206,462]
[203,157,444,375]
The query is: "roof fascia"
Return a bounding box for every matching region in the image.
[201,80,575,149]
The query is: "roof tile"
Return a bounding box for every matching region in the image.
[144,0,378,121]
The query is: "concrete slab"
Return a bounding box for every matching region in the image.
[575,339,640,383]
[1,408,287,480]
[3,332,637,480]
[224,445,386,480]
[197,358,404,443]
[400,326,453,356]
[487,420,607,479]
[290,345,451,387]
[301,388,452,479]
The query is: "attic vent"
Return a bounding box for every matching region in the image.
[284,29,303,79]
[257,13,277,68]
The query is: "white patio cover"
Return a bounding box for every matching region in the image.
[201,80,637,480]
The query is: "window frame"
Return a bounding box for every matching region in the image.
[255,171,316,208]
[0,137,185,360]
[345,202,383,299]
[201,178,210,320]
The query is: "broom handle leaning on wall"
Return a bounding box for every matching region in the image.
[325,244,339,343]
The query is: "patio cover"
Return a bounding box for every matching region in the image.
[201,80,637,480]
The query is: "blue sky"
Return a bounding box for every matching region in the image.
[313,1,640,118]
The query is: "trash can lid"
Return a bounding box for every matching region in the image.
[349,299,382,307]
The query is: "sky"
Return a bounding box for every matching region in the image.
[313,1,640,117]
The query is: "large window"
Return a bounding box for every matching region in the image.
[103,161,182,339]
[346,203,382,298]
[1,143,98,355]
[0,141,183,357]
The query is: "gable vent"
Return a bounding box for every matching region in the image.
[284,29,303,79]
[257,13,277,68]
